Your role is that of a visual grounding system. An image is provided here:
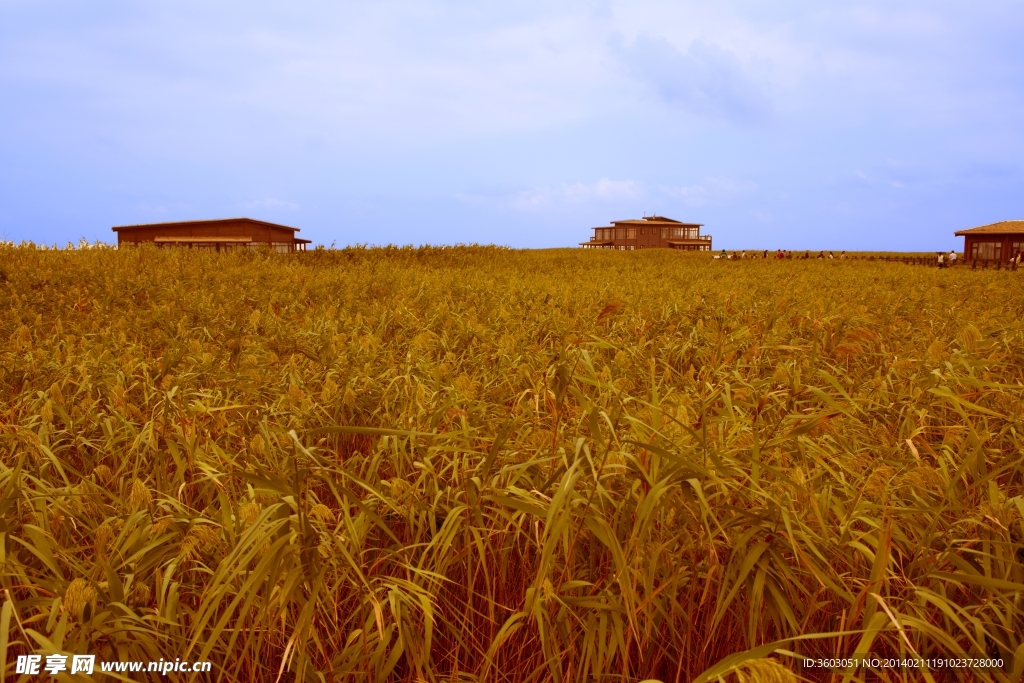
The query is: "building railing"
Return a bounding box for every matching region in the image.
[588,234,712,242]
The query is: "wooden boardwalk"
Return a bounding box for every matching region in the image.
[857,255,1020,270]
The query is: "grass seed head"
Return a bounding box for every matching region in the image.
[62,578,97,617]
[39,399,53,422]
[863,465,896,501]
[93,464,113,485]
[151,516,174,535]
[732,658,798,683]
[238,502,260,527]
[127,478,152,510]
[309,503,335,524]
[129,581,152,607]
[180,525,222,561]
[93,519,120,554]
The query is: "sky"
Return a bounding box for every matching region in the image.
[1,0,1022,250]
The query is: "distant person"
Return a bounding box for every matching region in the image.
[740,250,747,259]
[804,250,810,259]
[937,252,944,268]
[817,251,825,259]
[948,250,957,266]
[829,251,834,259]
[763,250,768,259]
[840,250,847,260]
[777,249,784,259]
[721,249,728,259]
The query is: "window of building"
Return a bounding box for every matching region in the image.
[641,227,645,235]
[662,226,698,239]
[615,228,625,240]
[1012,241,1023,257]
[972,242,1001,260]
[626,228,636,239]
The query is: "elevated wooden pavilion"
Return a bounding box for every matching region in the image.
[954,220,1024,262]
[112,218,311,253]
[580,216,711,251]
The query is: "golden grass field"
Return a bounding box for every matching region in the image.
[0,244,1022,682]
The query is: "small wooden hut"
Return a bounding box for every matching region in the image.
[112,218,311,253]
[954,220,1024,262]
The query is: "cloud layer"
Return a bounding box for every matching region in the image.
[1,1,1022,248]
[613,35,771,123]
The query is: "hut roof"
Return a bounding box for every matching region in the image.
[112,218,300,232]
[954,220,1024,236]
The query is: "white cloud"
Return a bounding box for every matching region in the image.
[459,178,642,212]
[4,1,1020,151]
[660,177,757,206]
[613,34,771,123]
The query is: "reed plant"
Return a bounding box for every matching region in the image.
[0,244,1021,681]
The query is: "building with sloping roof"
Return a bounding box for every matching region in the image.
[580,216,711,251]
[112,218,311,253]
[954,220,1024,262]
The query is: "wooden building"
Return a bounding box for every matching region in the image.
[954,220,1024,262]
[580,216,711,251]
[111,218,311,253]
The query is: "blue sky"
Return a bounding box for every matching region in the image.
[1,1,1021,249]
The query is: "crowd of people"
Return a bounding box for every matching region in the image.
[716,249,848,260]
[714,249,977,267]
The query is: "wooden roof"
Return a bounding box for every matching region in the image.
[112,217,301,232]
[954,220,1024,236]
[612,216,702,226]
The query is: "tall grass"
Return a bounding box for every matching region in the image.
[0,244,1021,681]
